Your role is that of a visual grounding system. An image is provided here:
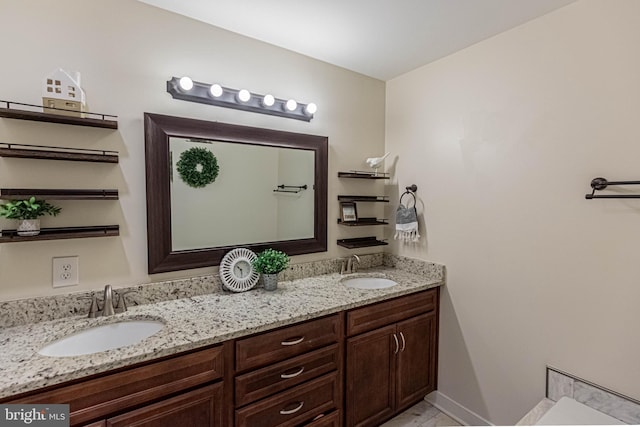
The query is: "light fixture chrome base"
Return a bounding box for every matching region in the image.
[166,77,314,122]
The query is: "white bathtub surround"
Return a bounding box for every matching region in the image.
[547,369,575,401]
[536,397,625,425]
[573,382,640,425]
[516,399,555,426]
[546,366,640,424]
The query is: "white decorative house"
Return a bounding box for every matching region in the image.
[42,68,86,117]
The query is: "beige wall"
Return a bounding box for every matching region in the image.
[0,0,385,300]
[386,0,640,424]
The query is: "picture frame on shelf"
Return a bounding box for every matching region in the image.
[340,202,358,223]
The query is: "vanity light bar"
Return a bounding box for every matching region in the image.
[166,76,316,122]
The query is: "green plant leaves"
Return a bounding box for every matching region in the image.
[0,198,61,220]
[176,147,220,188]
[252,249,290,274]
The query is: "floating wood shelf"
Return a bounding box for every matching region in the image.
[0,225,119,243]
[0,143,118,163]
[338,171,390,179]
[337,195,389,203]
[0,100,118,129]
[0,189,119,200]
[337,236,389,249]
[338,217,388,226]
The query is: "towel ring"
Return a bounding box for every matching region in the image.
[400,185,417,207]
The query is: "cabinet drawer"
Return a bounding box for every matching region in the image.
[304,410,341,426]
[235,372,339,427]
[236,314,340,372]
[10,346,224,426]
[235,344,340,407]
[106,383,223,427]
[347,289,437,336]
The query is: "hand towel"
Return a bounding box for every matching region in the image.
[394,203,420,242]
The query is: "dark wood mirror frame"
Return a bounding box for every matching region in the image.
[144,113,328,274]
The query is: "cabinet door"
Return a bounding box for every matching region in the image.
[106,383,223,427]
[345,324,397,427]
[396,312,437,412]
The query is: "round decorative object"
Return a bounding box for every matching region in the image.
[219,248,260,292]
[176,147,219,188]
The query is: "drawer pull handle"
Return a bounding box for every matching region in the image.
[281,336,305,346]
[280,401,304,415]
[280,366,305,379]
[399,332,406,352]
[393,333,399,354]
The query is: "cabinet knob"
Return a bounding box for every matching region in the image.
[399,332,406,352]
[393,333,399,354]
[280,401,304,415]
[280,366,305,379]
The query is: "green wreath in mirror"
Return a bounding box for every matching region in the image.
[176,147,219,188]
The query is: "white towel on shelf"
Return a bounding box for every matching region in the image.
[394,203,420,243]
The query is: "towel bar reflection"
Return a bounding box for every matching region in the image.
[273,184,308,194]
[585,177,640,199]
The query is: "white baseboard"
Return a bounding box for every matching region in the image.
[425,390,493,426]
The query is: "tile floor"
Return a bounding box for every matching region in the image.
[381,400,462,427]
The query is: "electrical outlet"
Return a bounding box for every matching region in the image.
[52,256,79,288]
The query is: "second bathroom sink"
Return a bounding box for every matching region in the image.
[341,274,398,290]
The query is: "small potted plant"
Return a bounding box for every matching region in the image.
[0,197,61,236]
[252,248,290,291]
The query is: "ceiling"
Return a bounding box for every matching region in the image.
[138,0,576,81]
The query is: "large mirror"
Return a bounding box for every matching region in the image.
[144,113,328,273]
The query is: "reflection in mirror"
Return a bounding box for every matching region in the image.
[144,113,327,274]
[170,138,315,250]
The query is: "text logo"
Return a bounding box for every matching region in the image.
[0,405,69,426]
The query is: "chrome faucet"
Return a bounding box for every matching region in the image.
[341,254,361,274]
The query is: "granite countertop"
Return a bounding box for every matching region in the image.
[0,267,442,399]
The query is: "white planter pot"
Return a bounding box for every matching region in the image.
[17,219,40,236]
[262,273,278,291]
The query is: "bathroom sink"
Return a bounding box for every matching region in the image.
[341,274,398,290]
[38,320,164,357]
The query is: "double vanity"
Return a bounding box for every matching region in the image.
[0,259,443,427]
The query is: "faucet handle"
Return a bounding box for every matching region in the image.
[115,290,138,313]
[340,258,349,275]
[87,294,101,318]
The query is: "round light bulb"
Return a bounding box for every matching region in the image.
[262,94,275,107]
[238,89,251,102]
[304,102,317,115]
[285,99,297,111]
[178,76,194,91]
[209,84,223,97]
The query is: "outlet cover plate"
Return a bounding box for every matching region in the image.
[52,256,79,288]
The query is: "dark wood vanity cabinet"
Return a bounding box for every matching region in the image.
[345,288,439,427]
[105,383,223,427]
[234,314,343,427]
[5,345,226,427]
[4,287,439,427]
